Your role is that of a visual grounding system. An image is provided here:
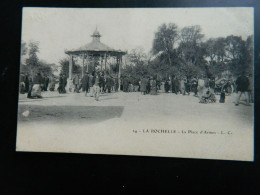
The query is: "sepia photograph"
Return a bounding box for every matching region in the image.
[16,7,254,161]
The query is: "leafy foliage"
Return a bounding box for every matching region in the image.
[21,41,57,77]
[121,47,150,82]
[121,23,253,82]
[152,23,179,66]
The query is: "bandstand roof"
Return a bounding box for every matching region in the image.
[65,29,126,56]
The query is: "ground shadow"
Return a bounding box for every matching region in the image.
[18,105,124,124]
[19,99,44,103]
[101,97,119,101]
[19,95,66,102]
[43,96,67,99]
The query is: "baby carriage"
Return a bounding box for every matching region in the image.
[215,79,232,95]
[199,87,216,103]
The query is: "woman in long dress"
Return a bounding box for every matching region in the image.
[49,76,56,91]
[140,77,147,95]
[58,74,64,93]
[197,75,206,103]
[31,72,43,98]
[180,78,186,95]
[165,79,170,93]
[150,78,157,95]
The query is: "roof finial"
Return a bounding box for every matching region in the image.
[91,26,101,42]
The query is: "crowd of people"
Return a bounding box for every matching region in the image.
[19,72,53,99]
[119,72,253,105]
[19,70,253,105]
[71,71,117,101]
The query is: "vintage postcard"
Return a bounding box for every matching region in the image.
[16,7,254,161]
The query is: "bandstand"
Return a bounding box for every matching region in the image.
[65,28,126,91]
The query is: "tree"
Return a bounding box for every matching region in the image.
[178,25,205,66]
[59,57,69,77]
[214,37,226,63]
[25,41,40,74]
[180,25,204,44]
[224,35,249,76]
[59,56,82,77]
[127,47,148,67]
[177,25,206,77]
[37,61,53,76]
[204,37,227,77]
[204,35,253,77]
[205,38,218,64]
[122,47,149,80]
[152,23,179,66]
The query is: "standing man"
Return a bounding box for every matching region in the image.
[49,75,56,91]
[99,72,105,93]
[115,78,119,92]
[123,76,129,92]
[58,73,63,93]
[179,77,186,95]
[27,75,33,98]
[111,77,115,92]
[88,72,94,97]
[171,75,179,94]
[140,76,147,95]
[248,73,253,103]
[19,73,26,94]
[63,74,67,93]
[235,71,250,106]
[41,75,46,91]
[24,73,30,93]
[191,77,198,96]
[150,77,157,95]
[45,75,49,91]
[106,75,113,93]
[58,73,66,94]
[92,72,101,101]
[146,76,151,94]
[165,78,170,93]
[82,71,90,96]
[73,73,80,93]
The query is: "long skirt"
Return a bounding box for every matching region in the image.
[160,83,165,92]
[140,84,146,92]
[128,84,134,92]
[89,87,94,97]
[31,84,42,97]
[93,85,100,100]
[197,86,205,101]
[134,85,139,92]
[150,87,157,95]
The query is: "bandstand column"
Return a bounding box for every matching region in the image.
[104,53,107,70]
[86,54,89,72]
[82,54,85,78]
[118,55,122,91]
[69,54,73,79]
[67,54,73,92]
[100,56,103,71]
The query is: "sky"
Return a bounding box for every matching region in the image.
[21,7,253,65]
